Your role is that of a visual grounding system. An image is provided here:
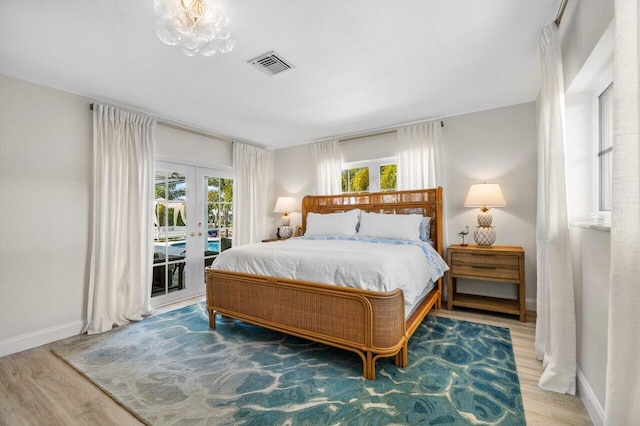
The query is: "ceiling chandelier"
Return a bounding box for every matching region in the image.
[154,0,235,57]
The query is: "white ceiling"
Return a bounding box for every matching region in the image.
[0,0,559,149]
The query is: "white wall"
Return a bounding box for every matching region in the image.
[273,102,539,308]
[561,0,614,423]
[0,74,92,356]
[0,74,233,357]
[570,225,610,423]
[270,144,314,238]
[560,0,614,93]
[442,103,538,307]
[565,90,596,221]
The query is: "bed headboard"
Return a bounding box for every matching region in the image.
[301,187,444,256]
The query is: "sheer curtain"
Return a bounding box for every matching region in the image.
[233,142,273,245]
[534,23,576,394]
[604,1,640,422]
[396,121,443,190]
[312,140,341,195]
[86,104,156,335]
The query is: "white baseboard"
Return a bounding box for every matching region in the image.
[0,320,85,358]
[526,297,537,312]
[577,366,605,426]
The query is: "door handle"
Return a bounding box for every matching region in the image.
[190,232,195,237]
[198,232,203,236]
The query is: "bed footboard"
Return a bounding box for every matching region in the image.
[206,269,409,380]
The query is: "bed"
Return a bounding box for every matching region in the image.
[205,187,445,379]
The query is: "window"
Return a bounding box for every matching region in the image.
[380,163,397,191]
[597,82,613,212]
[206,177,234,239]
[342,158,397,193]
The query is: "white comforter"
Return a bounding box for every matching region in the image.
[211,237,448,315]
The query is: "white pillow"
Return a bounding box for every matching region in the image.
[305,209,361,236]
[357,212,423,241]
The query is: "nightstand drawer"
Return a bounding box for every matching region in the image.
[450,264,520,280]
[451,252,519,268]
[451,252,520,280]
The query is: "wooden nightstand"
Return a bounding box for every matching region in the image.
[447,244,526,321]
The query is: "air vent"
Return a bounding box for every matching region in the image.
[248,51,295,76]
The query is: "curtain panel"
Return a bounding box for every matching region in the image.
[534,23,576,395]
[312,140,342,195]
[604,1,640,422]
[396,121,443,190]
[233,142,273,246]
[86,104,156,335]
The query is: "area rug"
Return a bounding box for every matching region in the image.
[54,303,525,425]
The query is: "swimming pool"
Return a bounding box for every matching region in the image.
[169,240,220,252]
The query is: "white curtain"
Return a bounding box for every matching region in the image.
[396,121,443,190]
[534,23,576,395]
[86,104,155,335]
[604,1,640,422]
[233,142,273,245]
[312,140,342,195]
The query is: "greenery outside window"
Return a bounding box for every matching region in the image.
[206,177,233,238]
[380,163,397,191]
[342,157,397,193]
[342,167,370,193]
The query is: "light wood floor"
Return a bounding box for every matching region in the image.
[0,297,592,425]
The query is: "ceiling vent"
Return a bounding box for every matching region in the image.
[248,51,295,76]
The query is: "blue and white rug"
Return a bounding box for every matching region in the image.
[54,303,525,425]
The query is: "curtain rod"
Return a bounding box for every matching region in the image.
[315,119,444,144]
[89,103,233,144]
[555,0,569,27]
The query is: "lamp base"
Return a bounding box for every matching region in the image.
[279,225,293,239]
[473,226,496,246]
[477,210,493,227]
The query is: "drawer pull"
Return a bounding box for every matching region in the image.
[471,265,496,270]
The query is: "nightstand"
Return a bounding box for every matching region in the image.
[447,244,526,321]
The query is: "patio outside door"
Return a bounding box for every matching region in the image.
[152,161,233,307]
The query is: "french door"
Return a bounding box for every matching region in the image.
[152,161,233,307]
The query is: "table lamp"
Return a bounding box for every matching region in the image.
[464,183,507,246]
[273,196,298,239]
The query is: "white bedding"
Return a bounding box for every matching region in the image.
[211,237,448,319]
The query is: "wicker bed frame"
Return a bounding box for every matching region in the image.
[205,187,443,379]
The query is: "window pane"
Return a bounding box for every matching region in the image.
[599,84,613,152]
[600,151,612,211]
[221,203,233,229]
[342,159,396,193]
[598,83,613,212]
[207,177,220,203]
[341,170,348,193]
[220,178,233,202]
[342,167,369,193]
[380,164,397,191]
[167,172,186,201]
[204,176,233,239]
[153,169,187,298]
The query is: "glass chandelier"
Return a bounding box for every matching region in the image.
[154,0,235,57]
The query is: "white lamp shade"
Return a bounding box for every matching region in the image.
[273,196,298,214]
[464,183,507,208]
